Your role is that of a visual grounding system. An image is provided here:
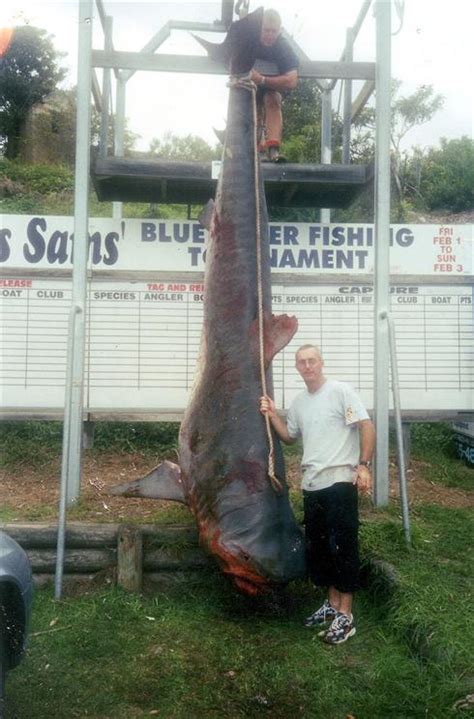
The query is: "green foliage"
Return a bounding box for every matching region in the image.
[390,81,444,153]
[411,422,456,457]
[149,131,220,161]
[410,422,472,490]
[0,420,179,468]
[0,420,63,468]
[0,159,76,215]
[281,79,343,164]
[91,421,179,455]
[420,136,474,212]
[0,160,74,193]
[352,80,446,217]
[0,159,200,217]
[0,26,67,159]
[355,80,444,156]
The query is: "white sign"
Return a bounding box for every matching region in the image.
[1,276,472,414]
[1,215,472,276]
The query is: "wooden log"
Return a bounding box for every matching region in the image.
[117,525,142,592]
[0,523,119,548]
[0,522,199,549]
[25,548,116,574]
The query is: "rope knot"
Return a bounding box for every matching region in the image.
[227,73,256,92]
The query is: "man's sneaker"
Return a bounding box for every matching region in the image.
[320,612,356,644]
[304,599,337,628]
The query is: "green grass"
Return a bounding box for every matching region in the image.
[410,423,473,490]
[2,422,473,717]
[7,503,473,719]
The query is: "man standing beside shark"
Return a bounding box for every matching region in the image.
[260,345,375,644]
[249,8,299,162]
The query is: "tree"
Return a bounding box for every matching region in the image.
[0,26,67,159]
[354,80,444,209]
[420,137,474,213]
[149,131,219,161]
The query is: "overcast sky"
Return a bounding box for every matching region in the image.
[1,0,473,152]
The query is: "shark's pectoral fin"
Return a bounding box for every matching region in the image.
[249,313,299,367]
[198,199,215,231]
[109,460,186,504]
[213,127,226,145]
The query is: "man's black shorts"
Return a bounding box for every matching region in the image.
[303,481,360,593]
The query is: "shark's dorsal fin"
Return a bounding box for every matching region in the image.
[192,7,264,75]
[109,460,186,504]
[249,313,299,367]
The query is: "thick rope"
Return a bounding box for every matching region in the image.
[229,75,282,493]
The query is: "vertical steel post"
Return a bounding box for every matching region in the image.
[382,311,411,545]
[373,0,391,506]
[320,87,332,224]
[342,28,353,165]
[64,0,93,504]
[113,75,126,219]
[99,14,113,158]
[55,304,80,598]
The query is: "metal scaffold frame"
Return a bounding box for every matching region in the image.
[56,0,396,597]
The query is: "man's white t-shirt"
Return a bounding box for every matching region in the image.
[286,379,370,491]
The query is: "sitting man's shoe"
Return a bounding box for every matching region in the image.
[260,140,285,163]
[320,612,356,644]
[304,599,337,628]
[267,144,280,162]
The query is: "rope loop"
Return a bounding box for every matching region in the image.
[249,84,283,494]
[227,71,282,493]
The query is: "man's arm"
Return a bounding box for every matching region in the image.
[259,395,297,445]
[250,68,298,91]
[353,418,375,493]
[359,418,375,463]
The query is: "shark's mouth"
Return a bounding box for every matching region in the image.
[205,527,271,596]
[231,573,271,596]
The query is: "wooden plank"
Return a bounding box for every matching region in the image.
[117,525,143,592]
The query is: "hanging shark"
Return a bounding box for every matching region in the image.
[111,9,305,595]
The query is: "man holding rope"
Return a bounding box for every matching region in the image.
[260,344,375,644]
[249,8,299,162]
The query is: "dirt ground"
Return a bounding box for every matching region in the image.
[0,451,472,524]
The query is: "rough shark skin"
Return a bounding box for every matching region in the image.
[111,14,305,595]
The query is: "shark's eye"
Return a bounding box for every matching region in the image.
[242,553,250,562]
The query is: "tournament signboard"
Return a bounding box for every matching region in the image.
[0,216,472,417]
